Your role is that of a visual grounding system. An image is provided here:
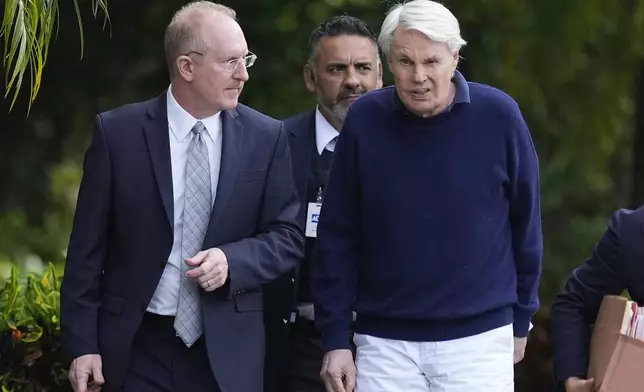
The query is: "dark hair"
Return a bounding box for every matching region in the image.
[308,15,378,64]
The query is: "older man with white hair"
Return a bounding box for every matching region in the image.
[313,1,542,391]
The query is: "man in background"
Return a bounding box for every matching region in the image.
[314,1,542,391]
[263,15,382,392]
[60,2,303,391]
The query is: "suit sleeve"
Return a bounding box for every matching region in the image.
[506,102,543,338]
[551,210,628,382]
[218,122,304,294]
[60,114,111,362]
[313,112,360,352]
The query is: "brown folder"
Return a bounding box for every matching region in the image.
[588,295,644,391]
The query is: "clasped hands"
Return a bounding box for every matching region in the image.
[184,247,229,291]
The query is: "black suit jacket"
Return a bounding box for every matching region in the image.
[60,92,304,392]
[551,206,644,383]
[262,110,316,389]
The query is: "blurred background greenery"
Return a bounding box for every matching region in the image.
[2,0,644,389]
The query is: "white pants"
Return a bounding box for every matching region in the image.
[353,324,514,392]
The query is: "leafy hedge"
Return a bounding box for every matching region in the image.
[0,263,69,391]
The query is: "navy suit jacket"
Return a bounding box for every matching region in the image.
[286,110,318,217]
[551,206,644,383]
[60,92,304,392]
[262,109,316,389]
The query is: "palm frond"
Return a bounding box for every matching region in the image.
[0,0,111,116]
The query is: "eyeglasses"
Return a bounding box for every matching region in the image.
[185,51,257,72]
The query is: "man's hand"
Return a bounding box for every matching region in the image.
[320,349,355,392]
[513,336,527,364]
[69,354,104,392]
[564,377,595,392]
[185,247,228,291]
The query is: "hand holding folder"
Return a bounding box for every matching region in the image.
[564,377,595,392]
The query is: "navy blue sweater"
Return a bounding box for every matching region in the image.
[313,76,543,352]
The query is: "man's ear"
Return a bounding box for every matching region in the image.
[377,60,384,89]
[304,64,317,93]
[176,55,196,82]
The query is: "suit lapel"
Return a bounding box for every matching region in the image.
[143,93,173,228]
[288,110,316,200]
[207,108,243,234]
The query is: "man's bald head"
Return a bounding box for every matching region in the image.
[164,1,237,78]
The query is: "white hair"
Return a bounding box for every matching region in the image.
[378,0,467,57]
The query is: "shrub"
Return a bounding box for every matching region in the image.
[0,263,69,391]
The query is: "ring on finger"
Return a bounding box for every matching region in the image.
[206,279,211,288]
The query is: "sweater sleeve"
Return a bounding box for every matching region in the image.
[506,102,543,337]
[313,110,360,352]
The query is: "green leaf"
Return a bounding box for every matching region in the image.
[47,262,58,291]
[0,0,111,115]
[71,0,84,60]
[21,323,43,342]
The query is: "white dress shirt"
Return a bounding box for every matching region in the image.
[146,86,223,316]
[315,107,339,154]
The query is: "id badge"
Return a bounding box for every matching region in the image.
[305,202,322,238]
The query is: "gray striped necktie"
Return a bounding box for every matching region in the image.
[174,120,211,347]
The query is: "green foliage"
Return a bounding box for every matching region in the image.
[0,160,79,280]
[0,0,110,115]
[0,263,67,392]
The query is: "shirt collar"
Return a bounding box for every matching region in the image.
[167,85,222,143]
[392,69,471,114]
[315,107,339,155]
